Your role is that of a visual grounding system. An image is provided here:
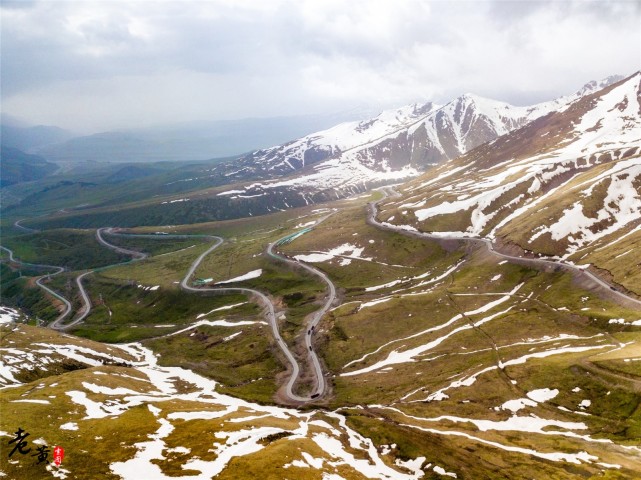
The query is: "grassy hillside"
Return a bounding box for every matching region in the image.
[2,156,232,219]
[1,189,639,479]
[2,229,128,270]
[0,145,58,187]
[98,231,204,257]
[0,264,60,323]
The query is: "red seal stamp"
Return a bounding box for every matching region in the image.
[53,446,64,466]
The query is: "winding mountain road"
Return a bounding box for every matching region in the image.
[266,235,335,400]
[4,221,329,402]
[49,228,152,330]
[96,228,149,260]
[2,228,151,331]
[49,271,93,330]
[0,245,72,325]
[13,219,39,234]
[368,186,641,309]
[96,226,330,402]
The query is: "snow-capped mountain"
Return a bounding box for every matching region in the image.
[240,102,439,175]
[377,72,640,286]
[573,74,625,98]
[214,75,625,201]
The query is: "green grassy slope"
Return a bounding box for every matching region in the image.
[1,194,639,479]
[2,229,128,270]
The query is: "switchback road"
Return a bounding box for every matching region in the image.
[266,216,336,400]
[0,245,72,326]
[98,226,330,403]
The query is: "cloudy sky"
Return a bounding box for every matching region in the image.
[1,0,639,133]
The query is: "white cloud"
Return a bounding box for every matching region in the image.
[1,0,638,133]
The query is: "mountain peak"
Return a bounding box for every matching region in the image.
[458,92,495,102]
[575,74,625,97]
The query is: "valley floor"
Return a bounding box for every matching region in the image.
[1,193,640,479]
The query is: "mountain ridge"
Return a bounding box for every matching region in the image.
[221,74,627,197]
[0,146,59,187]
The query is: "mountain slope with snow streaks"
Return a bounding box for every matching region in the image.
[377,72,641,292]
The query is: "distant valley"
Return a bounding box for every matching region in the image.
[1,109,380,165]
